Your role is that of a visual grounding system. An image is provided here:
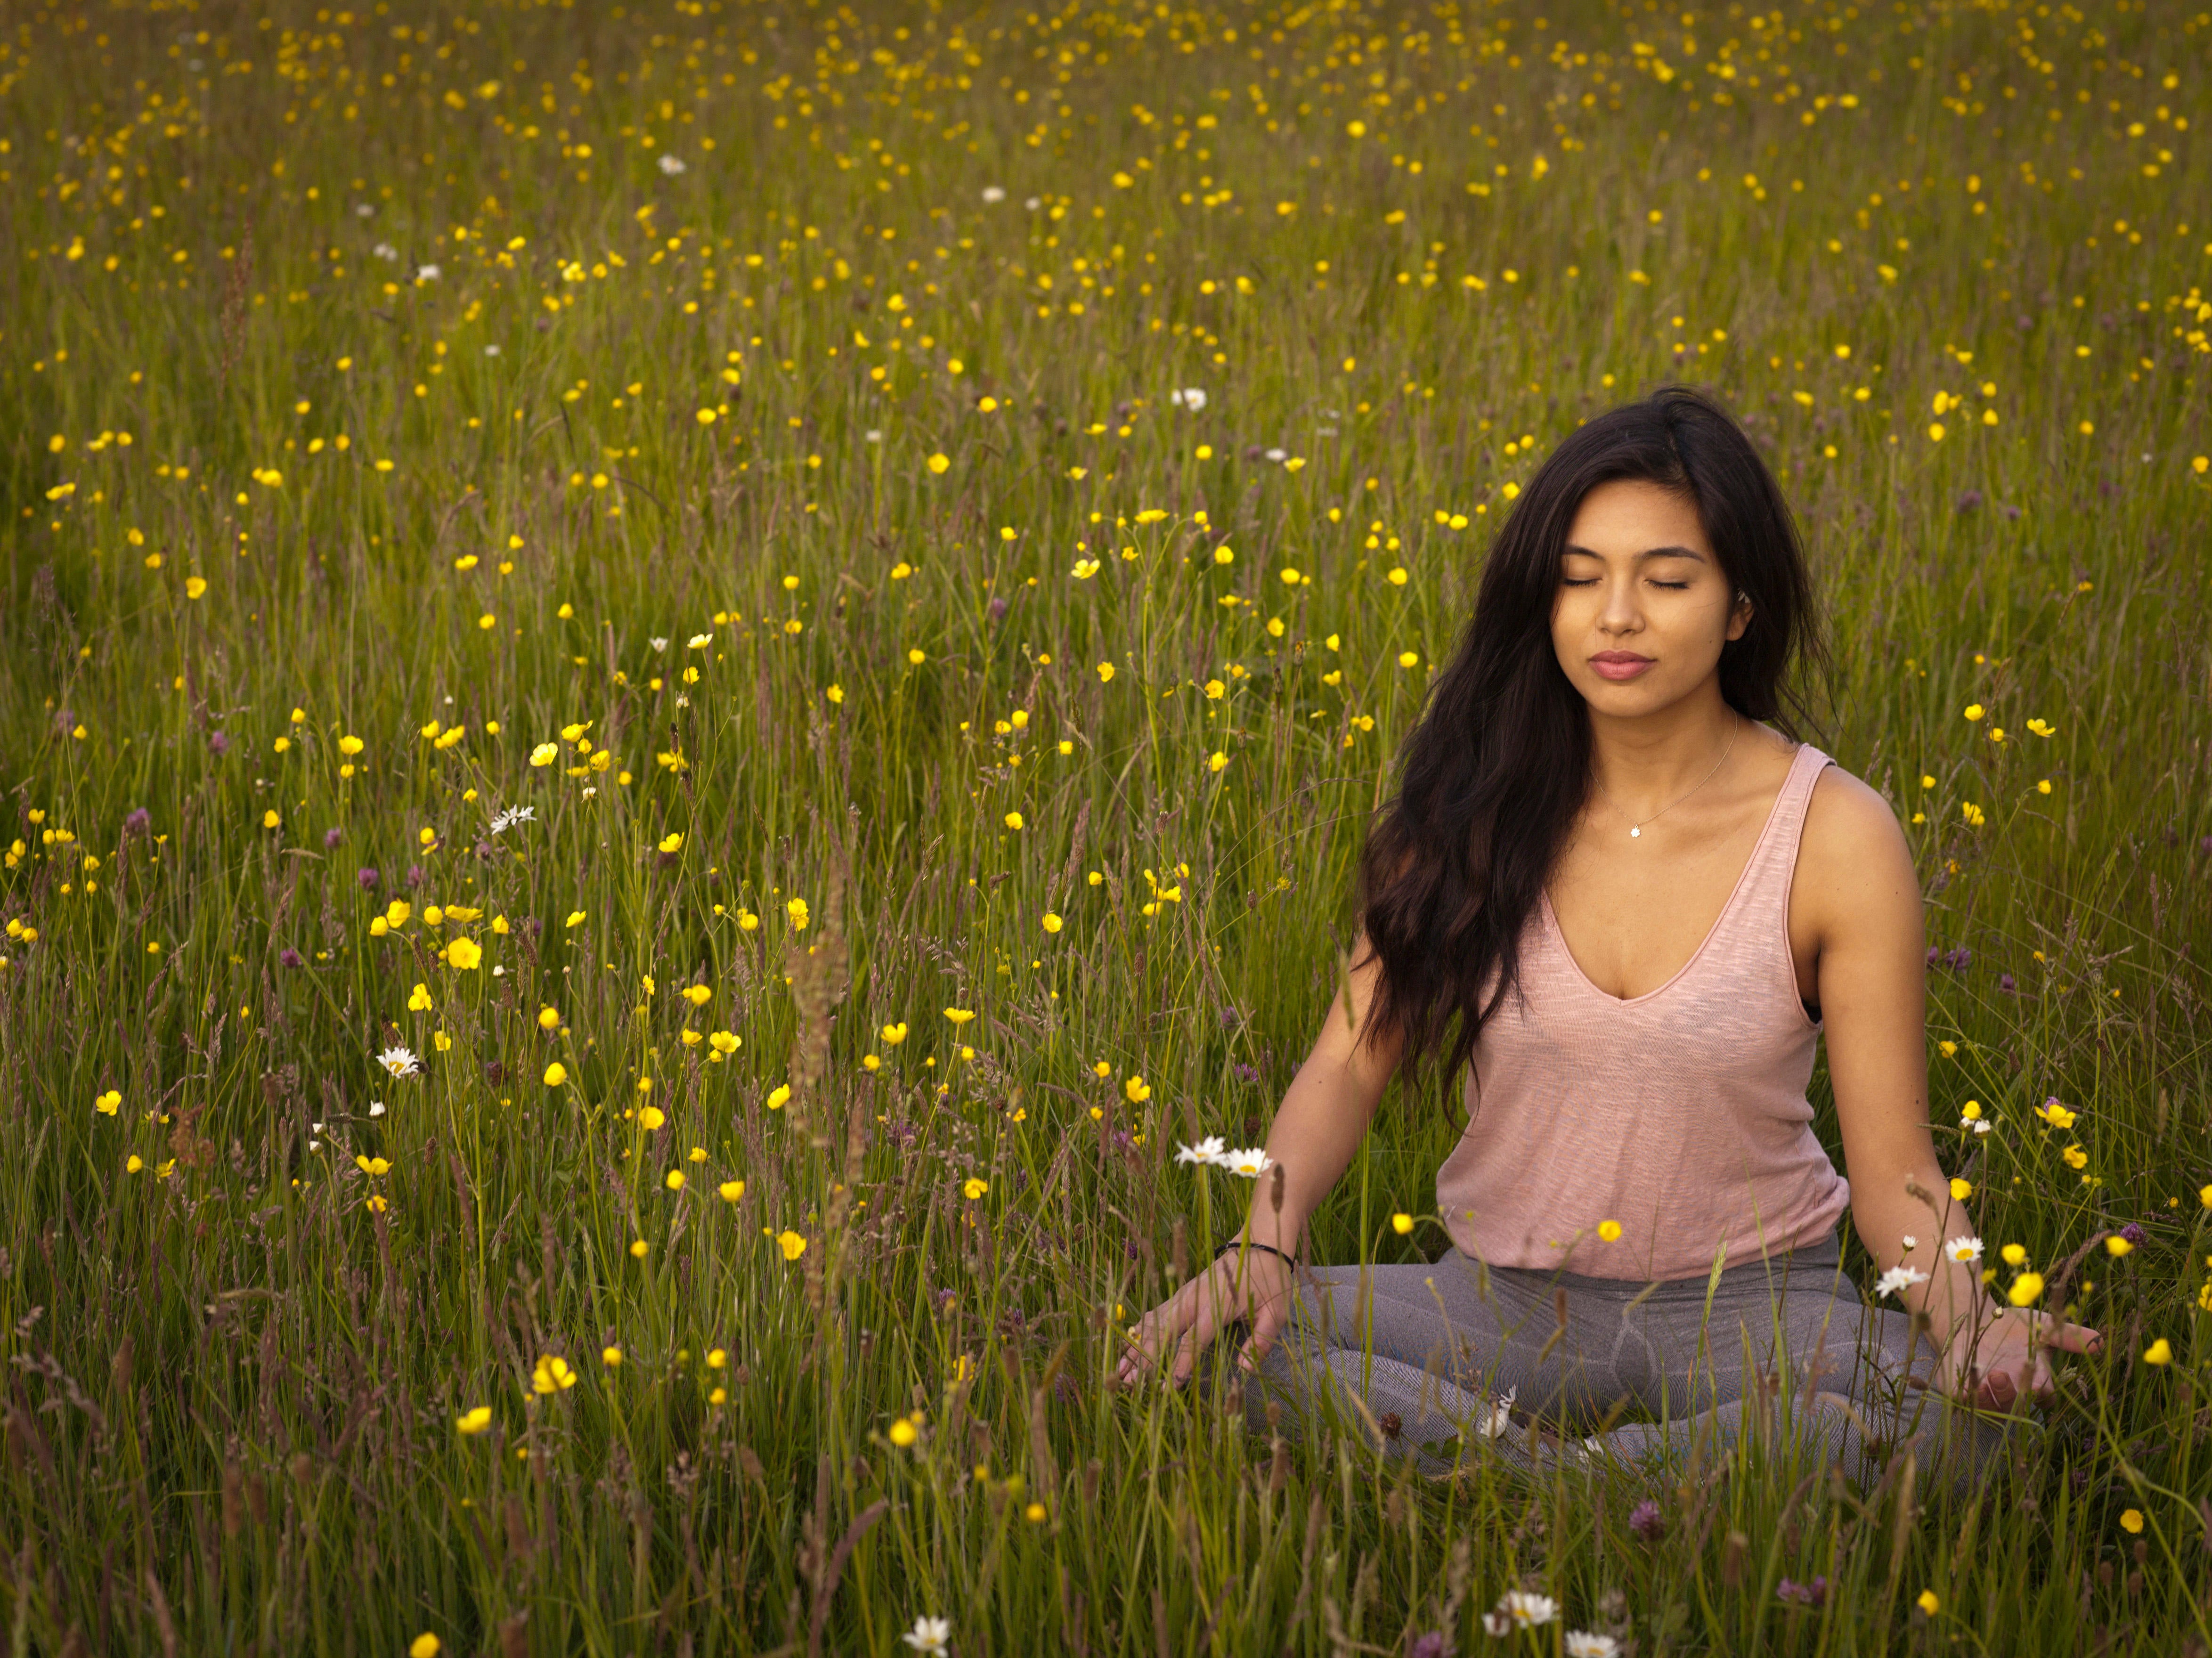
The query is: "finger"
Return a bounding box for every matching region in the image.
[1117,1293,1193,1382]
[2040,1318,2104,1356]
[1171,1298,1226,1387]
[1170,1324,1208,1388]
[1239,1303,1290,1373]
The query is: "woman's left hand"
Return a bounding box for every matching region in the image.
[1942,1303,2103,1410]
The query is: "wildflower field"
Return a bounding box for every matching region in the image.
[4,0,2211,1650]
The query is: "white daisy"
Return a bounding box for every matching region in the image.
[1174,1136,1226,1166]
[368,1100,387,1119]
[377,1045,422,1078]
[1168,387,1208,412]
[1565,1634,1621,1658]
[981,185,1006,203]
[1901,1235,1918,1252]
[658,154,687,175]
[1482,1591,1558,1636]
[650,636,669,653]
[900,1616,951,1655]
[1217,1146,1272,1178]
[373,242,399,261]
[1944,1235,1984,1264]
[1471,1384,1517,1440]
[488,805,536,836]
[1875,1264,1928,1299]
[415,263,441,282]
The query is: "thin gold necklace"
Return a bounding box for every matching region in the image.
[1594,716,1742,839]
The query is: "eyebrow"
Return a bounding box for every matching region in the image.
[1561,543,1708,562]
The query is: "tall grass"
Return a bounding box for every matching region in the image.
[2,0,2209,1651]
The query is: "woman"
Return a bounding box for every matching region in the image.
[1115,384,2099,1492]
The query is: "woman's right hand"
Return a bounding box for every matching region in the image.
[1114,1245,1299,1390]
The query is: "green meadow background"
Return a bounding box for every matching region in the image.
[3,0,2210,1650]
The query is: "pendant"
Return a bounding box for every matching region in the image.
[1629,825,1641,838]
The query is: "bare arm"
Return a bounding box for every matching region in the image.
[1114,927,1404,1386]
[1235,927,1406,1260]
[1803,772,2098,1404]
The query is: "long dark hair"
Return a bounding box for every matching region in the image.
[1352,382,1833,1100]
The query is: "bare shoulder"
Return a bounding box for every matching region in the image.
[1797,760,1922,937]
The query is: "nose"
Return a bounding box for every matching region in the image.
[1595,573,1644,635]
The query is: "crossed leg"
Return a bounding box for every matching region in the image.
[1235,1247,2021,1495]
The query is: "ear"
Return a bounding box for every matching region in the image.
[1725,589,1753,643]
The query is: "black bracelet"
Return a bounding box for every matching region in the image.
[1215,1238,1300,1272]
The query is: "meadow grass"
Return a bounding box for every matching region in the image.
[2,0,2210,1651]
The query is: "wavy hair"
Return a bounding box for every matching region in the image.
[1350,382,1833,1101]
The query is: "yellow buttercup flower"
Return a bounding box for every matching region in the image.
[530,1355,577,1394]
[778,1229,807,1261]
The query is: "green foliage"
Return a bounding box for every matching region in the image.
[1,0,2208,1652]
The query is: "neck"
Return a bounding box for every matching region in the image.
[1586,694,1744,818]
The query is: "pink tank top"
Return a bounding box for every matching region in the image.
[1434,741,1851,1279]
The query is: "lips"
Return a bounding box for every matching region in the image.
[1589,652,1655,682]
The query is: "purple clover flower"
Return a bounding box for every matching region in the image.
[1628,1498,1665,1541]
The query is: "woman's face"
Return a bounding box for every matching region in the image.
[1549,477,1750,717]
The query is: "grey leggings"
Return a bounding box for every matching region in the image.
[1235,1232,2020,1495]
